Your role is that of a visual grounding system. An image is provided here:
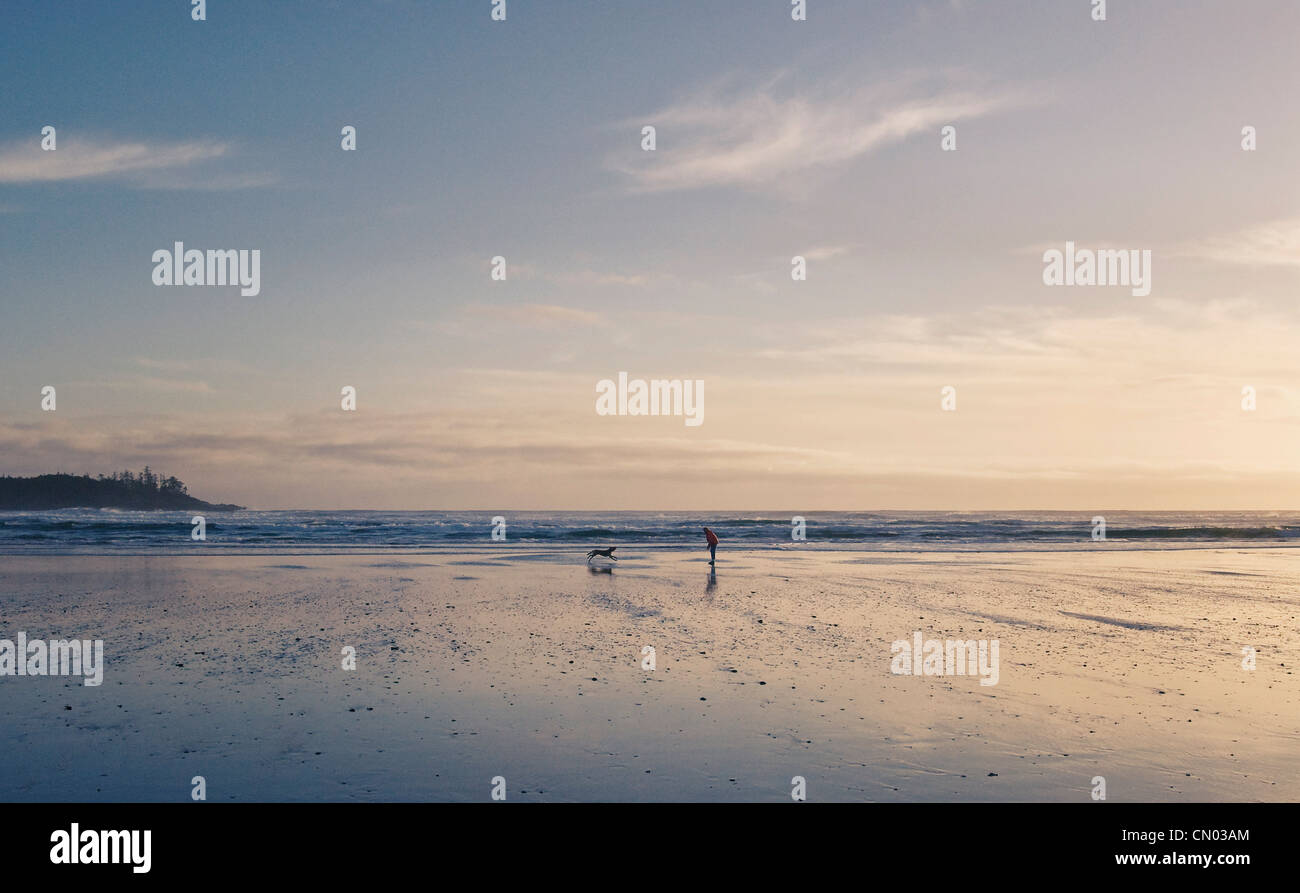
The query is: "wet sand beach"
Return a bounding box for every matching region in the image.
[1,548,1297,802]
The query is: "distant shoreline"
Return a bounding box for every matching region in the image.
[0,473,244,512]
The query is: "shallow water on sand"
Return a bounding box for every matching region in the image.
[1,549,1297,801]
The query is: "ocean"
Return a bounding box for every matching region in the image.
[2,509,1299,553]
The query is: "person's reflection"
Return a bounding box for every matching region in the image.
[704,566,717,595]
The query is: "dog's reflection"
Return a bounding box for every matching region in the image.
[588,565,614,575]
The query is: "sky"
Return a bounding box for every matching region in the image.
[2,0,1299,510]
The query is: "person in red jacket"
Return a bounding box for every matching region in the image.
[703,526,719,565]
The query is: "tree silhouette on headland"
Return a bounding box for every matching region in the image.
[0,469,243,511]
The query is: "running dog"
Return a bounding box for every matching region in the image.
[586,546,618,563]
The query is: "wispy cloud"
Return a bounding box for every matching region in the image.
[552,270,650,287]
[505,262,652,288]
[801,245,849,261]
[464,303,611,328]
[65,375,214,395]
[7,295,1300,509]
[0,135,269,188]
[1180,217,1300,269]
[750,299,1300,381]
[609,73,1028,194]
